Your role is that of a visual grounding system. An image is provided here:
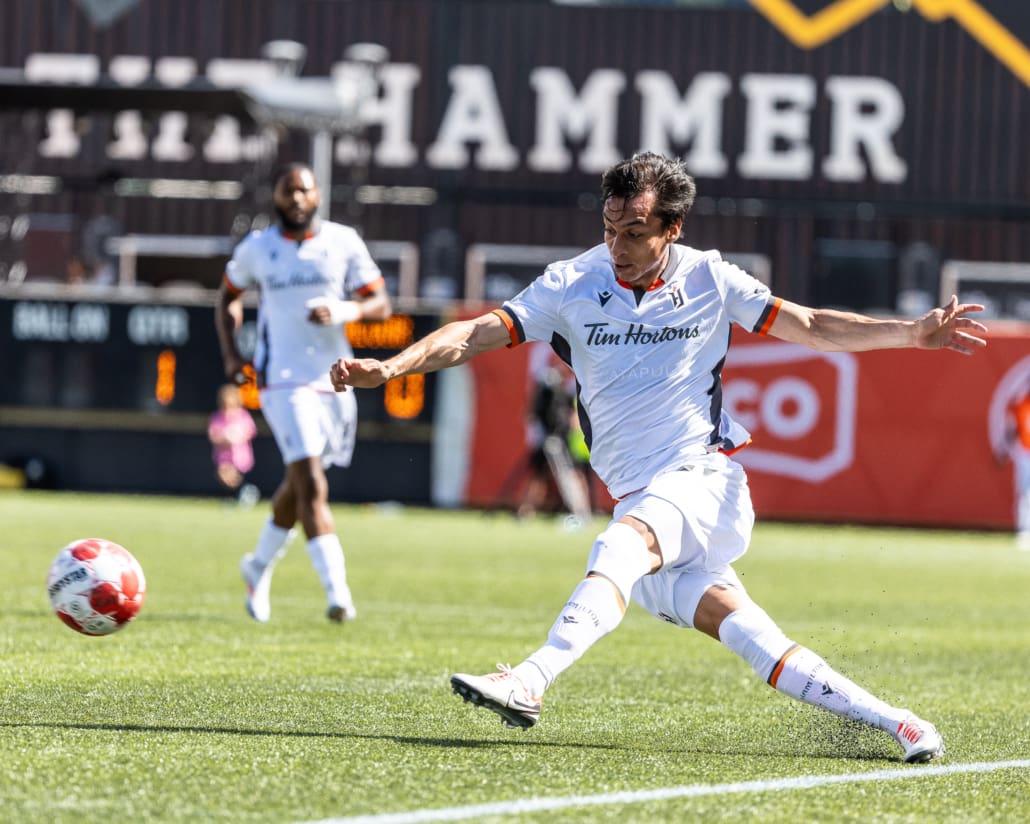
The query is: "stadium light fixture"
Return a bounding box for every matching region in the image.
[239,40,388,219]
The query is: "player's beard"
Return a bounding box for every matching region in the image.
[275,203,317,233]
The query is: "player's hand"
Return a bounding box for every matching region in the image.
[330,357,390,391]
[914,295,988,355]
[223,354,250,383]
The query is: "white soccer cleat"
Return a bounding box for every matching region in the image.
[240,553,273,623]
[451,664,542,729]
[893,714,945,763]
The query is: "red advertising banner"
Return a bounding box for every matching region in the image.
[459,319,1029,530]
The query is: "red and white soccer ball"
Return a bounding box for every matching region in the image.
[46,538,146,636]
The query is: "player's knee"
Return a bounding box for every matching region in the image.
[586,522,654,603]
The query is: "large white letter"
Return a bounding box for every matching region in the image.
[369,63,421,167]
[426,65,518,170]
[527,67,624,173]
[26,53,100,158]
[823,76,907,183]
[636,70,731,177]
[204,58,278,163]
[333,61,421,167]
[737,73,815,180]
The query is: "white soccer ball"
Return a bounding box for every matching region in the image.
[46,538,147,636]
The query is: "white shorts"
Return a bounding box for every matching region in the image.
[613,453,755,628]
[260,385,357,468]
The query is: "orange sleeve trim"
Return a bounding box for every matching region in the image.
[767,644,801,688]
[355,276,386,297]
[222,273,243,296]
[719,437,753,457]
[757,297,783,336]
[492,308,520,348]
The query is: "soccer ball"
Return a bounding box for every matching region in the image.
[46,538,146,636]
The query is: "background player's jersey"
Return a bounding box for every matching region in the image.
[226,222,382,391]
[500,243,777,499]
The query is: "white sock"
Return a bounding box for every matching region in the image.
[719,606,904,732]
[770,646,905,731]
[305,534,354,610]
[252,519,296,569]
[515,574,626,696]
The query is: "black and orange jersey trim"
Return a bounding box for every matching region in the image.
[221,272,244,296]
[752,297,783,336]
[494,306,523,347]
[354,276,386,297]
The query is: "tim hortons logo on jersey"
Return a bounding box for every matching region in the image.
[584,321,701,346]
[22,52,910,183]
[722,341,857,482]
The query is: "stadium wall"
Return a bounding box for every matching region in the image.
[0,0,1028,310]
[0,289,1025,528]
[455,320,1030,531]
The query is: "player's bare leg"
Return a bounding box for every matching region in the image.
[240,478,297,622]
[289,458,356,622]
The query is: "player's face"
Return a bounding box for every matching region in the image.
[274,168,321,232]
[603,191,682,289]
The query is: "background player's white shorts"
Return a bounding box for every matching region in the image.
[260,385,357,468]
[613,453,755,628]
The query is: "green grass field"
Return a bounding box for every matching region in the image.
[2,490,1028,823]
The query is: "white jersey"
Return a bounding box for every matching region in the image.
[225,222,383,391]
[499,243,779,499]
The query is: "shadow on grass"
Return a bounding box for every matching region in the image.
[1,719,898,762]
[0,720,619,750]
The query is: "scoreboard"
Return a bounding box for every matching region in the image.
[0,291,439,426]
[0,288,445,501]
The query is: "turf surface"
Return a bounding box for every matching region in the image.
[2,491,1028,822]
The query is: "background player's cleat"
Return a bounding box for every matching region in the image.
[893,714,945,763]
[240,553,273,622]
[326,604,357,623]
[451,664,542,729]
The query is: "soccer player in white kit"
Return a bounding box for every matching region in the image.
[216,163,391,623]
[330,153,987,762]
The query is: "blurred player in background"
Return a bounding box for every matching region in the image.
[517,342,592,528]
[996,381,1030,550]
[207,382,259,506]
[331,152,987,762]
[216,163,391,623]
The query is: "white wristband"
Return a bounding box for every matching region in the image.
[306,297,361,324]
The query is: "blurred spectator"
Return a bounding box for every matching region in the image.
[64,254,114,287]
[208,383,259,506]
[996,381,1030,550]
[517,342,592,528]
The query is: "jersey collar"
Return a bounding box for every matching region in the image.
[615,276,665,291]
[613,245,677,292]
[279,228,316,242]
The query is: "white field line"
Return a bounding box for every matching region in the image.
[297,759,1030,824]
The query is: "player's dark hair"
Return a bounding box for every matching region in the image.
[601,152,696,229]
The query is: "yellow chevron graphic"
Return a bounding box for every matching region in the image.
[749,0,1030,88]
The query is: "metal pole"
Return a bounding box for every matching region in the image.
[311,129,333,219]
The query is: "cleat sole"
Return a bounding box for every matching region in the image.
[450,676,537,730]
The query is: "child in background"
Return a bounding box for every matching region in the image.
[208,383,259,505]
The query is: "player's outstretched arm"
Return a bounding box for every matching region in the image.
[768,295,987,355]
[330,310,511,391]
